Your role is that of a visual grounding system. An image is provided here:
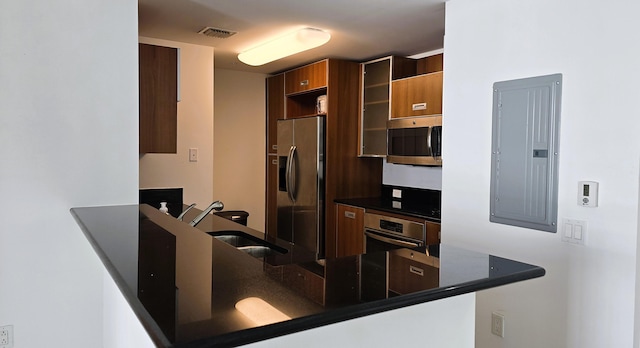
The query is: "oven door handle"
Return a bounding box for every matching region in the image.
[365,231,421,248]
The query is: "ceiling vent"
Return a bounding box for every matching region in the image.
[197,27,237,39]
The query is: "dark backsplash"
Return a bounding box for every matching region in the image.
[381,185,441,217]
[139,188,183,218]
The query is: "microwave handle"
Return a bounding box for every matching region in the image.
[430,126,441,159]
[426,127,433,157]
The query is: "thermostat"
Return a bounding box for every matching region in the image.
[578,181,598,207]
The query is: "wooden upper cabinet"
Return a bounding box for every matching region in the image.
[139,43,178,153]
[416,53,444,75]
[391,71,443,118]
[285,60,328,95]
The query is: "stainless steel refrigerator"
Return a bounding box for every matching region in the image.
[277,116,324,258]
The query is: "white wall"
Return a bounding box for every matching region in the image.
[383,162,442,190]
[0,0,138,347]
[442,0,640,347]
[213,69,268,231]
[139,38,215,208]
[245,293,475,348]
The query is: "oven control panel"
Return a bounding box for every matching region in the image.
[379,220,403,233]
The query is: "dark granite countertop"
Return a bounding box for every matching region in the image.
[71,204,544,347]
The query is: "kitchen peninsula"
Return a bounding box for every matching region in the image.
[71,204,544,347]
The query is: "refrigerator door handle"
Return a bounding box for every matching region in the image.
[286,145,297,202]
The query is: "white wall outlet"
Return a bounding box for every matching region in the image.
[491,312,504,338]
[189,148,198,162]
[0,325,14,348]
[392,189,402,199]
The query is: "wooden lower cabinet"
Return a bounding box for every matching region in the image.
[388,248,440,295]
[282,264,325,305]
[335,204,365,258]
[426,221,441,245]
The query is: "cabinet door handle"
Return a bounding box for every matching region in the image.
[300,79,309,87]
[344,211,356,219]
[412,102,427,111]
[410,265,424,276]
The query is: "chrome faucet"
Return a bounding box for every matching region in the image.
[189,201,224,227]
[177,203,196,221]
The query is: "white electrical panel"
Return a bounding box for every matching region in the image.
[578,181,598,207]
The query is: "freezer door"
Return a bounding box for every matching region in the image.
[277,120,294,243]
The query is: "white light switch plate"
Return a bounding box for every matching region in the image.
[189,148,198,162]
[561,218,586,245]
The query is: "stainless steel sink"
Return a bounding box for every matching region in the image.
[207,230,288,258]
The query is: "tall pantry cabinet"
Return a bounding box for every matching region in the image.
[265,59,382,259]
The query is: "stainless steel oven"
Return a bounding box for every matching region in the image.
[364,212,426,253]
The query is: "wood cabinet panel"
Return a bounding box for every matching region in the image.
[324,59,383,259]
[416,53,443,75]
[266,154,278,239]
[266,74,284,152]
[139,43,177,153]
[426,221,441,245]
[285,60,327,95]
[336,204,365,257]
[391,72,443,118]
[282,264,325,305]
[265,74,284,237]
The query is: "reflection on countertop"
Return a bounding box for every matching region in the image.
[71,204,544,347]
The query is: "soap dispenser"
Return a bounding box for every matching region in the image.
[159,201,169,215]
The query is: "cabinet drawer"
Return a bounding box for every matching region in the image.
[285,60,327,95]
[391,72,443,118]
[388,249,440,295]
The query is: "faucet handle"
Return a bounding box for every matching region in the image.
[177,203,196,221]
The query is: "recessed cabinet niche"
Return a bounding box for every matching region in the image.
[139,43,178,154]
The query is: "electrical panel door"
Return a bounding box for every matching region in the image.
[490,74,562,232]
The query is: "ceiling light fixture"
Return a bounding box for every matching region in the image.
[238,27,331,66]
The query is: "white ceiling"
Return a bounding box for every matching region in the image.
[138,0,446,74]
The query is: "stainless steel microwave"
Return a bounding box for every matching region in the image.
[387,115,442,166]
